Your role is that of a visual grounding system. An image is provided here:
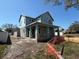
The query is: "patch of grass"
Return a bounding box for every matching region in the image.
[0,45,7,59]
[55,42,79,59]
[25,42,79,59]
[63,42,79,59]
[35,50,45,59]
[35,49,55,59]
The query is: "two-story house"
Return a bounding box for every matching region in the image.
[19,12,59,42]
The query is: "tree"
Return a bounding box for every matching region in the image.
[45,0,79,10]
[1,24,18,34]
[65,21,79,34]
[1,24,17,30]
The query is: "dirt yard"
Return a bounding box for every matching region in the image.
[3,37,47,59]
[2,36,79,59]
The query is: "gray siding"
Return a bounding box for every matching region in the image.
[19,12,54,39]
[25,17,35,25]
[37,13,53,25]
[19,16,34,38]
[19,16,34,28]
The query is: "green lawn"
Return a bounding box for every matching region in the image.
[0,45,7,59]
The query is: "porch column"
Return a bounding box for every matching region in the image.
[26,28,29,37]
[35,24,39,40]
[47,26,50,38]
[29,27,32,38]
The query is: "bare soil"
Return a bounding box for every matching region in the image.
[2,36,79,59]
[3,37,47,59]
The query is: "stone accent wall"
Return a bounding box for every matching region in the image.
[38,28,48,41]
[38,27,54,42]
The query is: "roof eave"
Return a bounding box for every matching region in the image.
[19,15,22,22]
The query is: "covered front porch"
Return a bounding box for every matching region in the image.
[26,22,59,42]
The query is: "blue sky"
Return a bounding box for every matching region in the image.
[0,0,79,29]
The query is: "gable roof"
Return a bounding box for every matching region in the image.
[19,15,35,22]
[35,11,54,21]
[19,11,54,22]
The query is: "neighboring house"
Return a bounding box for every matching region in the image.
[19,12,59,42]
